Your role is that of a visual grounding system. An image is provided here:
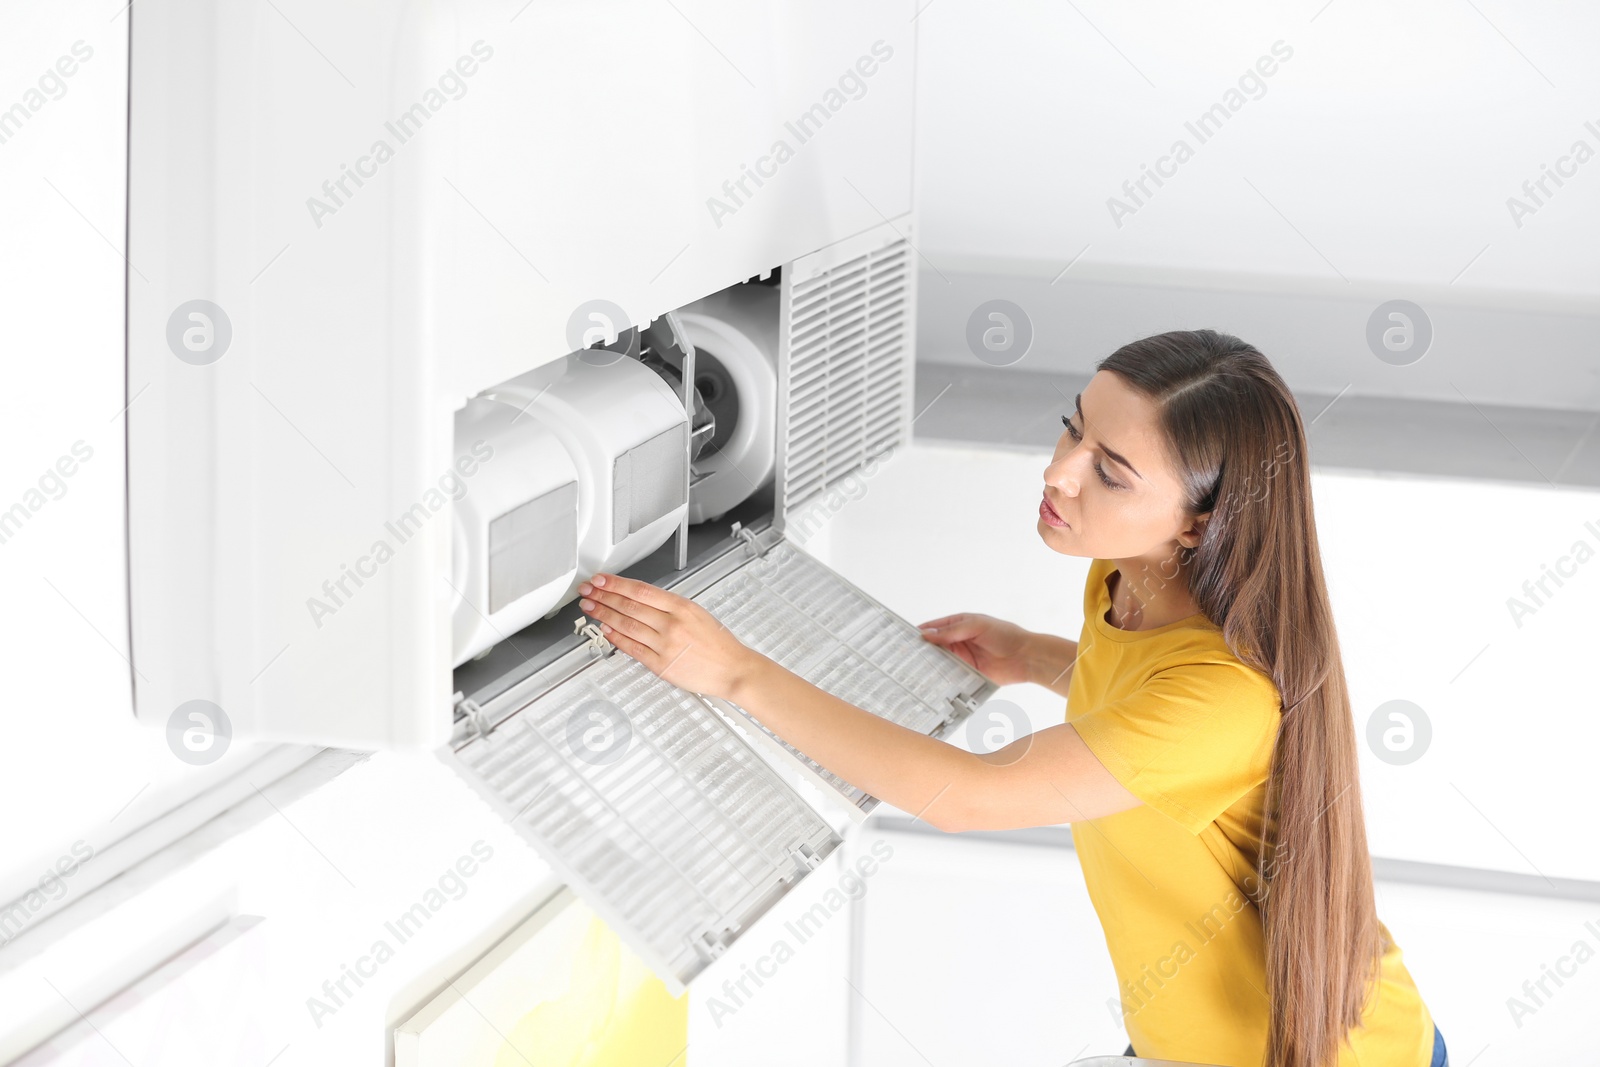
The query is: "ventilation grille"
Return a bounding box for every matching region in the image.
[781,239,912,513]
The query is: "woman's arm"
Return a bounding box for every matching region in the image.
[576,572,1138,833]
[730,654,1140,832]
[726,654,978,828]
[1022,631,1081,699]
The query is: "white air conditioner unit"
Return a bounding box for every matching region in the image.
[126,0,992,993]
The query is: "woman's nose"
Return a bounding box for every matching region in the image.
[1045,462,1078,496]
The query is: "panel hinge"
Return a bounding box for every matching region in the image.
[786,842,822,879]
[453,691,491,741]
[945,693,980,728]
[730,520,767,559]
[687,925,732,964]
[573,615,613,654]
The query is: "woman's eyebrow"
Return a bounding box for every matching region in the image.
[1076,392,1144,481]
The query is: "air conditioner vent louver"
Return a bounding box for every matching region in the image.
[781,240,913,514]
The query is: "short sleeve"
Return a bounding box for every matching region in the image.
[1072,659,1281,834]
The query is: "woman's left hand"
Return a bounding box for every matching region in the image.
[577,574,759,702]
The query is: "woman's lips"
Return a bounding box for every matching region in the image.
[1040,494,1069,527]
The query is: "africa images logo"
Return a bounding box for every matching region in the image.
[1106,40,1294,228]
[305,441,494,628]
[305,42,495,229]
[705,40,895,228]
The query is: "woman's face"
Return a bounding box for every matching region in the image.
[1037,370,1206,563]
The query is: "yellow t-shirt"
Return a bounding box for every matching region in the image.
[1065,557,1434,1067]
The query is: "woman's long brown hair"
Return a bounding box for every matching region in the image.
[1098,330,1383,1067]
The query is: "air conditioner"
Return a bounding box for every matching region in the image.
[126,0,993,993]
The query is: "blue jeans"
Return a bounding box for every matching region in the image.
[1430,1023,1449,1067]
[1121,1024,1448,1065]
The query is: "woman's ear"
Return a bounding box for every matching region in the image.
[1176,510,1211,549]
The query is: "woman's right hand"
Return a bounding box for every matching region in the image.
[916,613,1036,686]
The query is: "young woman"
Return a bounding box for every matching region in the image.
[575,329,1444,1067]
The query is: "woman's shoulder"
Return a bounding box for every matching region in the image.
[1139,639,1284,719]
[1071,637,1284,834]
[1154,641,1277,686]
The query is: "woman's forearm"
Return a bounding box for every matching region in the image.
[727,652,980,830]
[1024,632,1080,698]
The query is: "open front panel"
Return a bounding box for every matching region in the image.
[441,640,839,995]
[697,539,995,815]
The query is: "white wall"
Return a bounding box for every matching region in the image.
[909,1,1600,412]
[912,0,1599,295]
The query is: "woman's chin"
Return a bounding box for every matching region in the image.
[1036,518,1078,551]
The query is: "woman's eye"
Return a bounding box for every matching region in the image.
[1060,413,1122,490]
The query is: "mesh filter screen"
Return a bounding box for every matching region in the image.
[449,645,838,987]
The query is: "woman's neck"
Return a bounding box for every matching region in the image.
[1106,555,1203,631]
